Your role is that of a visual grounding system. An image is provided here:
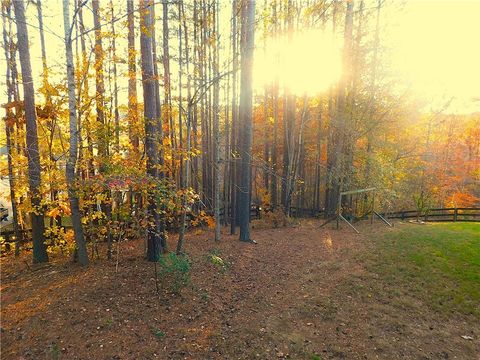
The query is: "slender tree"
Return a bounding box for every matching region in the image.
[177,0,191,253]
[151,1,168,252]
[109,0,120,152]
[92,0,107,166]
[270,0,279,210]
[127,0,139,151]
[13,0,48,263]
[238,0,255,242]
[229,0,239,234]
[162,0,176,178]
[2,3,21,256]
[141,0,162,261]
[63,0,89,265]
[213,0,221,242]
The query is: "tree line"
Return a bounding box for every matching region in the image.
[1,0,478,264]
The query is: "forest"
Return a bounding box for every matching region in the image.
[0,0,479,359]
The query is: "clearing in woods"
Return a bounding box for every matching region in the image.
[1,221,479,359]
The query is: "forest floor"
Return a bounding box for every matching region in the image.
[1,220,479,359]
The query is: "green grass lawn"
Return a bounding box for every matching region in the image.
[370,222,480,317]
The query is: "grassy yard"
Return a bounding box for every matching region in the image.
[368,222,480,317]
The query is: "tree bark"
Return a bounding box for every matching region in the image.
[213,0,221,242]
[13,0,48,263]
[92,0,108,165]
[63,0,89,265]
[2,4,22,255]
[141,0,162,261]
[177,0,191,254]
[110,0,120,153]
[151,2,168,252]
[162,0,176,179]
[229,0,238,234]
[238,0,255,242]
[127,0,139,151]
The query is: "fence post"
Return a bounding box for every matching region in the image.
[454,208,458,222]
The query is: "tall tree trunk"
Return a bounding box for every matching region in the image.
[13,0,48,263]
[110,0,120,152]
[151,2,168,252]
[281,0,295,214]
[213,0,221,242]
[140,0,162,261]
[262,0,269,195]
[223,13,231,227]
[92,0,113,258]
[229,0,238,234]
[63,0,88,265]
[162,0,176,178]
[177,0,191,254]
[238,0,255,242]
[2,4,21,255]
[35,0,48,82]
[77,1,95,178]
[126,0,139,214]
[127,0,139,151]
[270,0,278,210]
[178,0,184,199]
[192,2,200,194]
[92,0,107,163]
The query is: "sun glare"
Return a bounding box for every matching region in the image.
[388,1,480,113]
[254,30,342,96]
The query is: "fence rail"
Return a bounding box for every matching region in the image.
[384,207,480,222]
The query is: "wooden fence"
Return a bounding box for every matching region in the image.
[383,207,480,222]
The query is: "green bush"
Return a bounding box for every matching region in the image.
[158,252,191,293]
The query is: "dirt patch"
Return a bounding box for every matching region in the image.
[1,220,478,359]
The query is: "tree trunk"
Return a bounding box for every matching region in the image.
[13,0,48,263]
[92,0,114,259]
[2,5,22,255]
[110,0,120,152]
[238,0,255,242]
[213,0,221,242]
[63,0,89,265]
[229,0,238,234]
[77,1,95,178]
[35,0,48,81]
[141,0,162,261]
[270,0,279,210]
[178,0,184,201]
[92,0,107,164]
[177,0,191,254]
[127,0,139,151]
[162,0,176,179]
[151,2,168,252]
